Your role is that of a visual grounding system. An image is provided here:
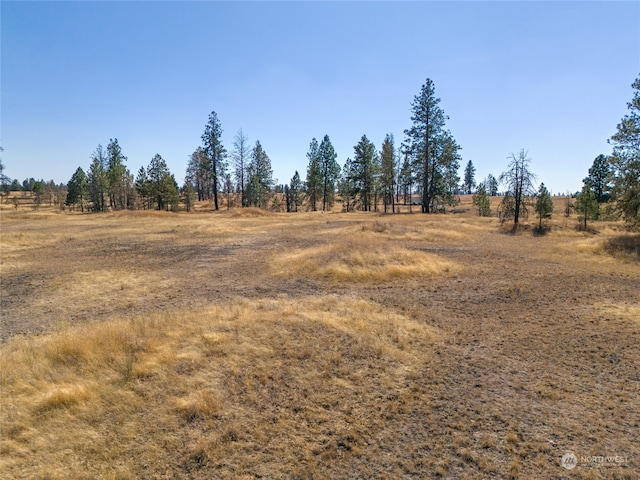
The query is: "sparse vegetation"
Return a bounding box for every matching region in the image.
[1,197,638,479]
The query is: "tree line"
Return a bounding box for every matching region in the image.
[1,75,637,227]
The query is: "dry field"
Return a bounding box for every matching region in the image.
[1,197,638,479]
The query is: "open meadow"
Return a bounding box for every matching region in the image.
[1,197,639,479]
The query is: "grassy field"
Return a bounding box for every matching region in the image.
[1,197,638,479]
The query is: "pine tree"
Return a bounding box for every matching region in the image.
[182,181,196,212]
[201,111,227,210]
[463,160,476,194]
[608,75,640,226]
[135,166,151,209]
[305,138,322,211]
[352,135,377,211]
[472,182,491,217]
[404,78,452,213]
[534,183,553,230]
[246,141,273,209]
[380,134,396,213]
[575,183,599,229]
[585,154,611,203]
[32,181,45,208]
[398,151,413,210]
[338,158,357,212]
[65,167,88,212]
[318,135,340,211]
[289,171,303,212]
[485,174,499,196]
[439,134,462,208]
[106,138,129,210]
[88,145,108,212]
[147,154,176,211]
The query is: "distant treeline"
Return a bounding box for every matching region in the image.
[1,75,638,227]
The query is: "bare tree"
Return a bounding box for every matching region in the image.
[499,150,536,225]
[232,129,250,207]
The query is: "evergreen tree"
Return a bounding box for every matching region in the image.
[534,182,553,230]
[65,167,88,212]
[289,170,303,212]
[585,154,611,203]
[318,135,340,211]
[186,147,210,202]
[472,182,491,217]
[147,154,177,211]
[135,166,151,209]
[352,135,377,211]
[201,111,227,210]
[246,140,273,209]
[337,158,357,212]
[398,151,413,209]
[404,78,452,213]
[88,145,108,212]
[575,183,599,229]
[32,181,45,208]
[485,174,499,196]
[182,181,196,212]
[305,138,322,211]
[463,160,476,194]
[106,138,129,210]
[380,134,396,213]
[439,134,462,208]
[608,75,640,226]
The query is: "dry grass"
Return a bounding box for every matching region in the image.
[273,234,458,283]
[0,297,439,478]
[1,200,638,478]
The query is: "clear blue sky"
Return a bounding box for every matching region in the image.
[2,1,639,194]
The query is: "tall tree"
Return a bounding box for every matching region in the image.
[186,147,211,202]
[463,160,476,194]
[106,138,130,210]
[147,154,178,211]
[88,145,108,212]
[534,182,553,230]
[201,111,227,210]
[485,174,499,196]
[246,140,273,209]
[181,181,196,212]
[499,149,536,225]
[575,183,599,229]
[32,181,45,208]
[404,78,450,213]
[135,166,152,209]
[380,134,396,213]
[352,135,377,211]
[289,170,303,212]
[65,167,88,212]
[232,129,251,207]
[318,135,340,211]
[585,154,611,203]
[338,158,357,212]
[398,151,413,210]
[608,75,640,226]
[439,134,462,208]
[305,138,322,211]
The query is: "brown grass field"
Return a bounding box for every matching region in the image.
[0,196,638,479]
